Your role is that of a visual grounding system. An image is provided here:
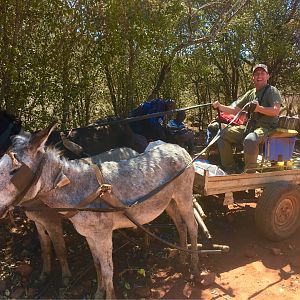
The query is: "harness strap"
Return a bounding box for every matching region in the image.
[9,153,47,208]
[7,151,21,168]
[62,158,111,218]
[92,164,104,185]
[64,184,110,218]
[99,188,126,209]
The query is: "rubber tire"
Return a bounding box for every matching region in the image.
[255,182,300,241]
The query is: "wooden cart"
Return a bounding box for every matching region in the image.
[193,168,300,241]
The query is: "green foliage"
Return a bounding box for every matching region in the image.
[137,268,146,277]
[0,0,299,130]
[124,281,131,290]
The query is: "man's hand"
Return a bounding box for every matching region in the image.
[212,101,240,115]
[249,100,258,113]
[212,101,220,110]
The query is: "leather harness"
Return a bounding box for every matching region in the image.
[7,150,124,219]
[5,149,227,254]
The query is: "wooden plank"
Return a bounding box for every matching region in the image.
[193,172,205,194]
[203,170,209,195]
[194,169,300,196]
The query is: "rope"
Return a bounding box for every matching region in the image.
[96,190,226,254]
[192,102,252,159]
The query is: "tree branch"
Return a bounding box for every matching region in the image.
[147,0,250,100]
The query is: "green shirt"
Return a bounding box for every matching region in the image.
[236,85,282,129]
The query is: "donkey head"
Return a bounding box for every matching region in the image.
[0,122,56,217]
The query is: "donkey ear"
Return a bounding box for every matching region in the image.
[30,121,57,153]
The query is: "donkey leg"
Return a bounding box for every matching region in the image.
[173,178,199,275]
[175,198,199,275]
[34,221,52,281]
[165,200,187,265]
[94,230,115,300]
[27,211,71,286]
[85,237,105,299]
[43,215,71,286]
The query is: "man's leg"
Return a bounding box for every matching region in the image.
[217,125,245,171]
[243,127,268,172]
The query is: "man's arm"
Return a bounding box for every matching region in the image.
[252,86,282,117]
[213,90,252,114]
[212,101,241,114]
[254,102,281,117]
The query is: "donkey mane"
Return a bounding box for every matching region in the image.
[11,133,89,173]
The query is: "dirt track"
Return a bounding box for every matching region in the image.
[181,203,300,300]
[1,202,300,299]
[1,135,300,299]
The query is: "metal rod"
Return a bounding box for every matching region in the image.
[208,244,230,252]
[95,103,213,127]
[195,249,223,254]
[188,243,230,253]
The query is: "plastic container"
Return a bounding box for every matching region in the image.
[264,137,297,161]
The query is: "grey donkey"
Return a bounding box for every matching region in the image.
[0,123,200,299]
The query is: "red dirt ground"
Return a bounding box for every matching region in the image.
[1,133,300,299]
[1,202,300,299]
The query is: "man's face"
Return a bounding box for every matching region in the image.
[252,68,270,89]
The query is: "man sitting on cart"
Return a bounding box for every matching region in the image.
[212,64,282,173]
[166,110,194,153]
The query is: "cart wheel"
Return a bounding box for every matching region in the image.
[255,182,300,241]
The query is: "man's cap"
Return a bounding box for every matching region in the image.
[253,63,268,73]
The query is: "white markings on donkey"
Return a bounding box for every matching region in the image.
[0,123,200,299]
